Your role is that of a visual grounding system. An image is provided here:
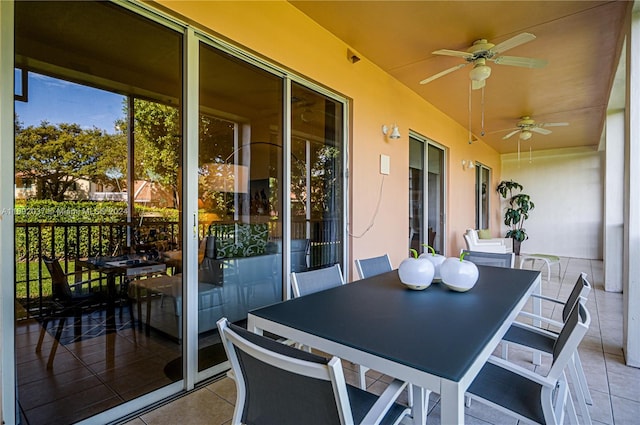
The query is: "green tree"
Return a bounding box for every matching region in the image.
[15,120,126,201]
[116,99,182,208]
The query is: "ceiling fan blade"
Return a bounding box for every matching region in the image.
[502,130,521,140]
[492,55,548,68]
[540,122,569,127]
[419,63,467,85]
[491,33,536,54]
[488,127,519,135]
[471,79,485,90]
[531,127,552,135]
[432,49,474,59]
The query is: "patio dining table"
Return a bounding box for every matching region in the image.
[76,256,167,331]
[248,265,540,425]
[76,255,167,299]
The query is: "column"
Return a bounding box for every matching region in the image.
[604,111,624,292]
[624,5,640,367]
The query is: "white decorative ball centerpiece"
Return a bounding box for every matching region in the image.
[398,249,435,290]
[418,245,446,282]
[440,252,479,292]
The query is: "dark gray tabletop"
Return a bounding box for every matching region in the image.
[250,266,540,381]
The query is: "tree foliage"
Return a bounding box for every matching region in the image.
[116,99,182,208]
[15,120,126,201]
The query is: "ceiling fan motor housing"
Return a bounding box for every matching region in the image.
[518,116,536,127]
[467,39,496,58]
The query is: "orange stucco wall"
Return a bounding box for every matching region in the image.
[157,0,504,277]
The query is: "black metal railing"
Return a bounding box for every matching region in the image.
[15,218,342,317]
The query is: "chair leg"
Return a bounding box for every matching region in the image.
[357,365,368,390]
[567,355,592,424]
[501,341,509,360]
[411,386,429,425]
[36,317,50,353]
[574,352,593,405]
[565,381,580,425]
[73,310,83,339]
[47,317,67,369]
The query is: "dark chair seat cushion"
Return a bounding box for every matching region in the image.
[347,385,408,425]
[503,323,556,354]
[468,362,545,424]
[229,324,407,425]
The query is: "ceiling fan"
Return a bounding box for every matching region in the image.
[496,116,569,140]
[419,33,547,90]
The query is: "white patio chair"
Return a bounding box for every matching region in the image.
[291,264,345,298]
[217,318,410,425]
[461,250,515,268]
[467,302,590,425]
[291,264,371,390]
[502,272,593,423]
[463,229,513,254]
[355,253,393,279]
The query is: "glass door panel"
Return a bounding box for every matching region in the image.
[427,145,445,253]
[475,164,491,230]
[198,42,284,371]
[290,83,345,272]
[409,135,445,254]
[409,137,424,252]
[14,2,183,422]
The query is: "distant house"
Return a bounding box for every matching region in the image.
[14,173,173,207]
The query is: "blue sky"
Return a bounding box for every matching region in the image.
[14,70,125,133]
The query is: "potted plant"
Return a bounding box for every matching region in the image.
[497,180,535,255]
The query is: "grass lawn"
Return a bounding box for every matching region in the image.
[15,260,103,300]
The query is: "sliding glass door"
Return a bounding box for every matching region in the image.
[475,163,491,230]
[14,2,184,423]
[409,134,446,254]
[290,82,345,274]
[197,41,284,372]
[10,1,347,423]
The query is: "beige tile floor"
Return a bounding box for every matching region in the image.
[125,258,640,425]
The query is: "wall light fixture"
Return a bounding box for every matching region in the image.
[382,124,401,139]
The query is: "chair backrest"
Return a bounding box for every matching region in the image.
[561,272,591,322]
[549,302,590,380]
[354,254,392,279]
[217,318,352,425]
[461,250,515,268]
[43,257,73,300]
[465,228,479,242]
[199,236,224,285]
[291,264,344,298]
[463,230,475,251]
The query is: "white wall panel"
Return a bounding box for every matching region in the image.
[501,147,603,259]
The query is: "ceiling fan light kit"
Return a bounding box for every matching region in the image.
[469,60,492,82]
[519,130,533,141]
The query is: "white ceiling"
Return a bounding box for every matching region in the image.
[289,1,631,154]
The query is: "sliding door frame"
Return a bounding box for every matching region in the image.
[409,131,448,255]
[3,0,349,421]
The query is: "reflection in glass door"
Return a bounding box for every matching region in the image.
[427,144,445,253]
[290,83,345,274]
[409,138,424,253]
[14,2,184,423]
[197,42,284,373]
[475,163,491,230]
[409,135,446,254]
